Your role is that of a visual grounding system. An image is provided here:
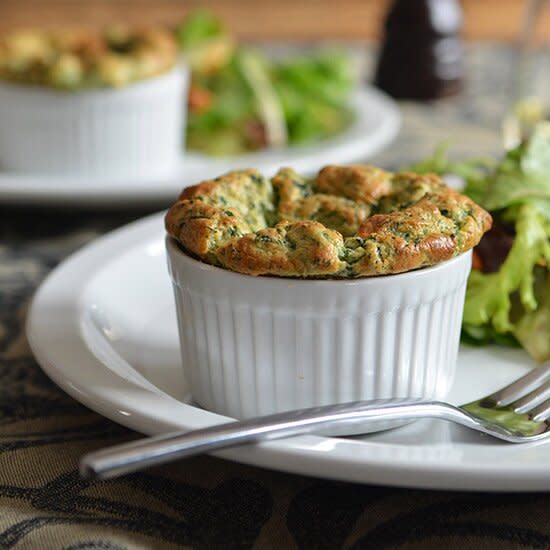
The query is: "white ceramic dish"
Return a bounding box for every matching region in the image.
[0,66,188,178]
[0,86,400,206]
[27,212,550,492]
[167,236,471,418]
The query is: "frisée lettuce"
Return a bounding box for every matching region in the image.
[410,123,550,362]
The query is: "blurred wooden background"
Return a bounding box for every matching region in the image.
[0,0,544,41]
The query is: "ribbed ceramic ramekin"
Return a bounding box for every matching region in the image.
[0,66,187,178]
[166,237,472,419]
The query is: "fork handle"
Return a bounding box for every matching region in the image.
[80,398,454,479]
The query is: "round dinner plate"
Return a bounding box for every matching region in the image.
[0,87,399,206]
[27,212,549,492]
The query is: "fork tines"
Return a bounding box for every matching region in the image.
[486,362,550,421]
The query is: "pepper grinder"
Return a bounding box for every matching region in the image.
[375,0,464,100]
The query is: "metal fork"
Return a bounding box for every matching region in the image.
[80,361,550,480]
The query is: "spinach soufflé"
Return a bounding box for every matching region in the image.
[165,165,492,278]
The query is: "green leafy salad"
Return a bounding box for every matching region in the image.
[175,11,355,155]
[411,123,550,362]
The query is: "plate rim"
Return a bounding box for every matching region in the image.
[0,86,400,206]
[26,212,550,492]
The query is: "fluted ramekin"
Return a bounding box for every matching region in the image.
[0,66,187,178]
[166,237,472,419]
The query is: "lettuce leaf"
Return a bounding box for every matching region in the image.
[482,123,550,215]
[522,122,550,176]
[411,124,550,362]
[514,268,550,362]
[463,202,550,333]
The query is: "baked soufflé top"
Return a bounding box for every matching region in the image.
[165,165,492,278]
[0,27,177,89]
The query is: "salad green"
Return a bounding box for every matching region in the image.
[175,11,355,155]
[410,123,550,362]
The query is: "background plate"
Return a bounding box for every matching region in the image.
[0,87,399,206]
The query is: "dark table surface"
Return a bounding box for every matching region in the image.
[2,45,550,550]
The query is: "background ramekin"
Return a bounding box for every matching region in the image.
[166,237,472,419]
[0,65,188,178]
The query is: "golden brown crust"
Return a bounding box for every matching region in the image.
[216,221,345,277]
[314,164,393,204]
[271,167,312,217]
[347,185,492,276]
[165,165,492,278]
[179,169,274,231]
[164,200,250,263]
[353,200,458,275]
[283,194,371,237]
[431,187,493,250]
[377,172,446,213]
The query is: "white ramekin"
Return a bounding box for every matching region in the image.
[0,66,188,178]
[166,237,472,419]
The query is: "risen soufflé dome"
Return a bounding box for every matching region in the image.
[165,165,492,278]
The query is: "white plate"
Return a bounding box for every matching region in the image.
[0,87,399,206]
[27,213,549,492]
